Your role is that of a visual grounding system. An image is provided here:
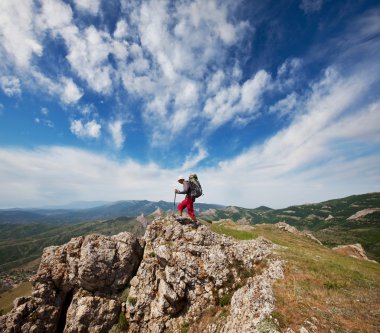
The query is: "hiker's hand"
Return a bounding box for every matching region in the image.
[175,189,179,193]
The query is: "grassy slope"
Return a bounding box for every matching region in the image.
[201,193,380,262]
[207,221,380,332]
[0,282,32,314]
[0,217,145,271]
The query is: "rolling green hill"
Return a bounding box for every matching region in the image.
[201,192,380,261]
[0,217,145,272]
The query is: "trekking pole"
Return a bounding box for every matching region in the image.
[173,192,176,212]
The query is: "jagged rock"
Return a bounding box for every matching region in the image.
[124,216,284,333]
[275,222,322,245]
[136,213,149,228]
[333,243,378,263]
[64,289,120,333]
[149,208,164,218]
[0,232,144,333]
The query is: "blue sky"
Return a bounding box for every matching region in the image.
[0,0,379,209]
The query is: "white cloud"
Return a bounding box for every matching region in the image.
[181,144,208,170]
[0,0,42,67]
[300,0,323,14]
[0,76,21,96]
[61,77,83,104]
[207,70,225,94]
[35,117,54,128]
[73,0,101,15]
[38,0,73,31]
[0,146,175,208]
[63,25,115,93]
[203,70,271,129]
[108,120,126,150]
[268,93,299,118]
[40,107,49,115]
[114,20,129,39]
[116,0,251,143]
[70,119,101,139]
[202,67,380,206]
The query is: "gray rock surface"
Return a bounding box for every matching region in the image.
[275,222,322,245]
[124,216,284,333]
[0,232,144,333]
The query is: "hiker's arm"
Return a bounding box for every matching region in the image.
[177,181,189,194]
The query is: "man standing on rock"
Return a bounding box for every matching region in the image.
[175,175,199,228]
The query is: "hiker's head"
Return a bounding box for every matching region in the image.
[177,175,185,184]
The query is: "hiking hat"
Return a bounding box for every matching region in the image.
[177,175,185,181]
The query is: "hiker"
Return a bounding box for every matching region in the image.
[175,175,199,228]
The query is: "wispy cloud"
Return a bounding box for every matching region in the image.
[0,0,42,68]
[0,76,21,96]
[73,0,101,15]
[108,120,126,150]
[300,0,324,14]
[70,119,101,139]
[180,143,208,171]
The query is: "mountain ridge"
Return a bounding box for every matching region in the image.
[1,216,379,332]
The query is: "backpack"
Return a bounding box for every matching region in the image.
[189,174,203,198]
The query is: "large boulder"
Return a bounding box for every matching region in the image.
[0,232,144,333]
[124,217,284,333]
[333,243,377,263]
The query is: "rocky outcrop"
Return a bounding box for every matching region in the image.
[1,217,285,333]
[124,216,284,333]
[333,243,377,263]
[275,222,322,245]
[0,232,144,333]
[347,208,380,220]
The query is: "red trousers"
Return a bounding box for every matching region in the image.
[178,196,195,218]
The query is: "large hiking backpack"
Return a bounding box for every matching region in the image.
[189,174,203,198]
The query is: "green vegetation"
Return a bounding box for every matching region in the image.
[118,312,129,330]
[180,321,189,333]
[218,293,232,307]
[120,287,130,302]
[0,217,144,272]
[208,221,380,332]
[209,223,258,240]
[202,192,380,261]
[127,296,137,305]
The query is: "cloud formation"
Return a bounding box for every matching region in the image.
[0,76,21,96]
[0,1,379,208]
[70,119,101,139]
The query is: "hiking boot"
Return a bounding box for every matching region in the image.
[191,221,200,229]
[176,216,185,224]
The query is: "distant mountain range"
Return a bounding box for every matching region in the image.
[0,200,224,225]
[1,193,379,272]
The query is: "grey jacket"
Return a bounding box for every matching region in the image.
[177,180,190,196]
